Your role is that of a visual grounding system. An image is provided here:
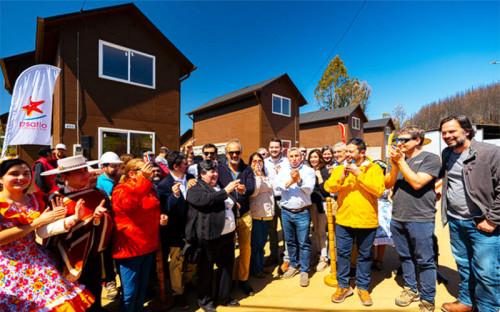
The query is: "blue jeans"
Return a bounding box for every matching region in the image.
[281,207,311,273]
[117,252,154,312]
[391,220,436,304]
[336,224,376,290]
[250,218,270,274]
[448,216,500,312]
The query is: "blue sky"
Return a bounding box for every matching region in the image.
[1,0,499,133]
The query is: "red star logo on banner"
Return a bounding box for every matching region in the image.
[22,96,45,117]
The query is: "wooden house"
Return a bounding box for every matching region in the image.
[363,118,395,161]
[0,3,195,164]
[299,104,368,149]
[187,74,307,160]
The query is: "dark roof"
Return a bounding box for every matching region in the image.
[1,3,195,93]
[300,105,360,124]
[364,118,393,129]
[180,129,193,146]
[187,73,307,116]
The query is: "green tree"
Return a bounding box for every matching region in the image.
[314,55,370,110]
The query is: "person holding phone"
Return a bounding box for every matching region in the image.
[217,139,255,296]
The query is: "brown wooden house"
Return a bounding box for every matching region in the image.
[363,118,395,161]
[187,74,307,160]
[299,104,368,149]
[0,3,195,164]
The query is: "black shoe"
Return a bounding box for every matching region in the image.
[220,298,240,307]
[201,304,218,312]
[239,280,255,296]
[174,293,190,310]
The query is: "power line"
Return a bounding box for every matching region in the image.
[304,0,368,96]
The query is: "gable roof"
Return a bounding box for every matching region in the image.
[300,105,361,125]
[187,73,307,116]
[1,3,195,93]
[364,118,394,129]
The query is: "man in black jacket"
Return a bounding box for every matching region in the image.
[439,115,500,312]
[186,160,240,312]
[217,139,256,296]
[157,151,196,310]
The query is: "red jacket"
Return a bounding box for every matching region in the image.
[111,176,160,259]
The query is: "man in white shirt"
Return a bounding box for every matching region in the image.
[274,147,316,287]
[263,138,290,270]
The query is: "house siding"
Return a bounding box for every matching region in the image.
[260,78,301,148]
[192,96,260,160]
[299,119,348,149]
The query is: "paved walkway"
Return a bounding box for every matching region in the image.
[103,206,460,312]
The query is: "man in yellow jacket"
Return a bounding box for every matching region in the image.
[324,138,385,306]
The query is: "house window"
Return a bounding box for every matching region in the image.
[352,117,361,130]
[98,127,155,158]
[385,126,392,135]
[99,40,155,89]
[272,94,291,117]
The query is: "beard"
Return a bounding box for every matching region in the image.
[229,159,240,165]
[448,135,467,148]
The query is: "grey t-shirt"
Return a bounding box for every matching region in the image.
[391,151,441,222]
[446,149,480,220]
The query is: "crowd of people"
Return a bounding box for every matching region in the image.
[0,114,498,312]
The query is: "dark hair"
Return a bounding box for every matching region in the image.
[248,152,267,176]
[307,149,326,169]
[0,159,32,192]
[397,125,426,146]
[198,159,218,176]
[202,143,218,154]
[321,145,334,155]
[167,151,187,170]
[347,138,367,152]
[38,147,53,157]
[159,147,169,154]
[269,138,282,147]
[150,162,161,169]
[439,114,475,140]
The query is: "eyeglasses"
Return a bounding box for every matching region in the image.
[132,168,142,172]
[394,138,415,144]
[204,151,216,156]
[228,151,241,156]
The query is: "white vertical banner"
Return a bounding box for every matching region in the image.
[2,64,61,156]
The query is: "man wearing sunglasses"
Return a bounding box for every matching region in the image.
[188,143,218,178]
[217,139,256,296]
[385,126,441,312]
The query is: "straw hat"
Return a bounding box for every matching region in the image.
[41,155,100,176]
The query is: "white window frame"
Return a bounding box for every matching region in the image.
[98,40,156,89]
[352,117,361,130]
[272,94,291,117]
[98,127,155,158]
[385,126,392,135]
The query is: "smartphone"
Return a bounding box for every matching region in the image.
[144,154,153,163]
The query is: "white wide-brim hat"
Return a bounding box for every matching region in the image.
[41,155,100,176]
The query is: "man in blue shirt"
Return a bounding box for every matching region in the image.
[96,151,123,198]
[275,147,316,287]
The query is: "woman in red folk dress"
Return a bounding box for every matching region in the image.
[0,158,94,311]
